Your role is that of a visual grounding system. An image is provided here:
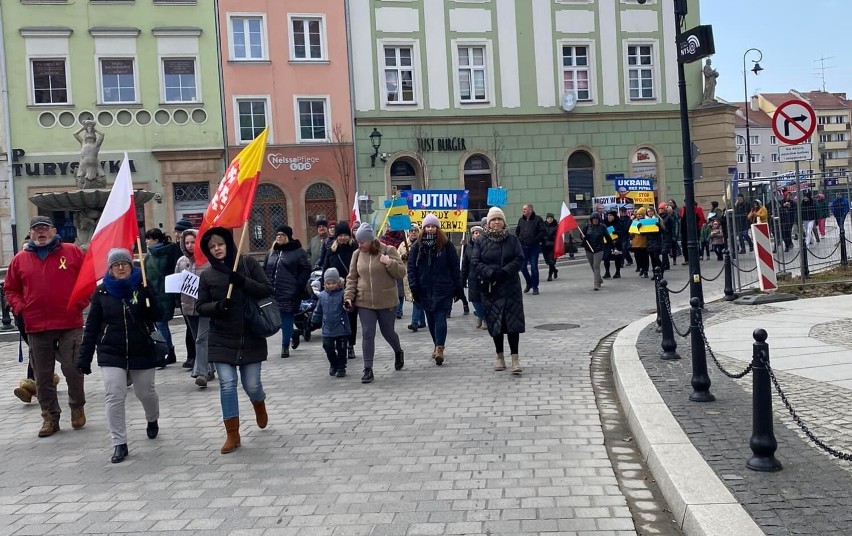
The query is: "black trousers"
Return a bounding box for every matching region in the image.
[323,336,348,370]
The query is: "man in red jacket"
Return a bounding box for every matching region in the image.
[4,216,90,437]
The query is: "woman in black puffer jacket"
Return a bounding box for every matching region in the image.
[197,227,273,455]
[77,248,160,464]
[264,225,310,358]
[321,221,358,359]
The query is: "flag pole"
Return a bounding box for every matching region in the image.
[136,236,151,307]
[226,219,250,299]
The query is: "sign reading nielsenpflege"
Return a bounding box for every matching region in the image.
[778,144,813,163]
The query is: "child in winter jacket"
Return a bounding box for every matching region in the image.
[311,267,351,377]
[709,220,725,260]
[699,221,712,260]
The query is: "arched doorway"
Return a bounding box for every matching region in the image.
[249,183,287,252]
[304,182,337,241]
[389,157,422,195]
[463,154,492,223]
[567,150,594,216]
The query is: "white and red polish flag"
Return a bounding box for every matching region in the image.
[68,154,139,306]
[350,195,362,227]
[553,202,579,259]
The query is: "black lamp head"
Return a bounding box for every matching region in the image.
[369,128,382,150]
[751,62,763,75]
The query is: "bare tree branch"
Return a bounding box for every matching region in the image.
[330,123,354,206]
[411,125,430,190]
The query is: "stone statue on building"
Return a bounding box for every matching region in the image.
[702,58,718,105]
[73,120,106,189]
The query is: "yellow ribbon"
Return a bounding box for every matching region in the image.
[58,256,67,270]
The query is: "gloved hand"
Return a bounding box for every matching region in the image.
[77,361,92,375]
[228,271,246,287]
[491,269,509,282]
[343,299,354,312]
[636,222,643,230]
[215,299,232,314]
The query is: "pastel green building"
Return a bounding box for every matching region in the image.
[3,0,225,242]
[348,0,726,224]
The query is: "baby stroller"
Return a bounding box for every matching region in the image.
[293,269,322,342]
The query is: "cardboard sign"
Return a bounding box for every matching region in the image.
[487,188,508,207]
[164,271,199,299]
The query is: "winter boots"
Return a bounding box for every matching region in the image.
[221,417,241,454]
[252,401,268,429]
[494,353,506,371]
[14,378,37,403]
[394,349,405,371]
[511,354,523,374]
[434,346,444,366]
[38,412,60,438]
[71,408,86,430]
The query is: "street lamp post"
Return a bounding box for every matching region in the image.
[369,128,383,167]
[743,48,764,198]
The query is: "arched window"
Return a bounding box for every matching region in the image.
[464,155,492,222]
[631,148,658,180]
[304,182,337,241]
[567,150,594,216]
[249,183,287,252]
[390,157,422,194]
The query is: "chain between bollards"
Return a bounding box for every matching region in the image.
[747,328,783,472]
[658,280,680,360]
[688,297,714,402]
[723,249,737,302]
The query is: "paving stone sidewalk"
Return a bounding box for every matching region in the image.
[637,300,852,536]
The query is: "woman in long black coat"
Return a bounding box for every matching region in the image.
[461,225,485,329]
[197,227,274,455]
[264,225,311,358]
[471,206,525,375]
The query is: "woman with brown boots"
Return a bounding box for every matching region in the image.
[197,227,274,454]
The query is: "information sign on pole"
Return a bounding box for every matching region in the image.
[778,144,813,163]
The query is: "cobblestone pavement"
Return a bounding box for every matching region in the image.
[637,300,852,536]
[0,260,724,536]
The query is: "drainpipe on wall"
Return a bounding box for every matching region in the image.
[213,0,229,173]
[344,0,361,199]
[0,1,18,260]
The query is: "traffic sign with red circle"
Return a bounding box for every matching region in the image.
[771,100,816,145]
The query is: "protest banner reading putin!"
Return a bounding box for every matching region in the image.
[399,190,469,232]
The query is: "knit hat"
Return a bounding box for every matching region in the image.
[355,223,376,242]
[486,206,506,225]
[409,223,420,232]
[174,219,192,232]
[107,248,132,268]
[589,212,601,222]
[471,225,483,234]
[422,213,440,228]
[635,207,647,217]
[480,217,488,227]
[323,267,341,282]
[546,212,555,219]
[658,202,668,211]
[315,219,328,228]
[334,221,351,238]
[275,225,293,239]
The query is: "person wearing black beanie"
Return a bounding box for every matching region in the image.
[266,224,310,357]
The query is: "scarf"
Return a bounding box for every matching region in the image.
[26,235,62,261]
[103,267,144,301]
[483,227,509,242]
[419,233,436,249]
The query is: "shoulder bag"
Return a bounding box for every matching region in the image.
[242,258,282,338]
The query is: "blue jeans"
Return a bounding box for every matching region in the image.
[521,244,541,290]
[278,309,294,347]
[155,321,173,349]
[214,362,265,420]
[471,300,484,319]
[411,303,425,327]
[738,229,753,251]
[424,309,449,347]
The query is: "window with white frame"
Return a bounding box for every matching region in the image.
[750,153,760,163]
[290,17,324,60]
[627,44,654,100]
[100,58,136,103]
[749,135,760,145]
[772,171,780,176]
[457,45,487,103]
[737,153,745,163]
[230,16,265,60]
[236,98,268,143]
[383,46,415,104]
[771,153,779,162]
[561,45,591,101]
[296,98,328,142]
[736,135,745,145]
[162,58,197,103]
[31,59,68,104]
[770,135,777,145]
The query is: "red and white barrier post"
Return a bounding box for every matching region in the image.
[751,221,778,291]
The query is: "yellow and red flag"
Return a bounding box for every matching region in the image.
[197,128,269,263]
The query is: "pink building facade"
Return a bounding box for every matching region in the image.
[218,0,355,252]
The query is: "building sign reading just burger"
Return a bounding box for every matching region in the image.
[267,153,320,171]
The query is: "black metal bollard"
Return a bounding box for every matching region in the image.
[747,329,783,472]
[654,267,662,332]
[802,241,810,279]
[723,249,737,302]
[0,282,14,331]
[688,297,715,402]
[841,227,848,266]
[659,280,680,360]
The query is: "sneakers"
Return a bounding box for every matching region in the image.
[329,366,337,376]
[347,345,356,360]
[524,286,531,294]
[146,420,159,439]
[38,415,60,437]
[613,272,621,279]
[361,368,374,384]
[407,323,418,332]
[394,349,405,371]
[195,376,208,388]
[336,368,346,378]
[463,306,470,315]
[532,288,539,295]
[280,348,290,358]
[71,408,86,430]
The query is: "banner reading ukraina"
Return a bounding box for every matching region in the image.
[399,190,469,232]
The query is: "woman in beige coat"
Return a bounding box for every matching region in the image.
[344,223,406,384]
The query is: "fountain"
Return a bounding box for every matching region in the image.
[27,121,155,246]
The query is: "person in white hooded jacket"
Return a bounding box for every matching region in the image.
[175,229,214,388]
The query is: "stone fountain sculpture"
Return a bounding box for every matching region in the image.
[28,121,155,246]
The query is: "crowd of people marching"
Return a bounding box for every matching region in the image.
[5,191,850,461]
